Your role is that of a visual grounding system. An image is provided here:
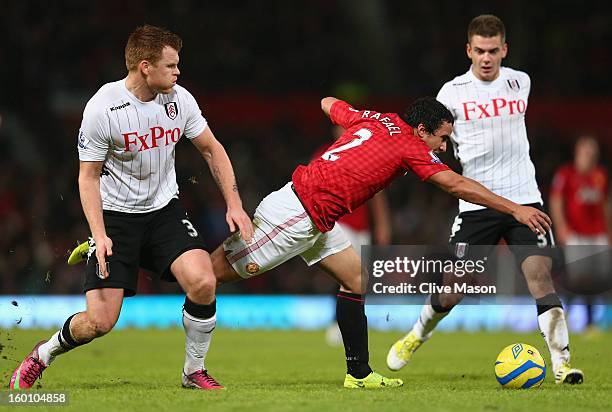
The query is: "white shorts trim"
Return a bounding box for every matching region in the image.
[222,182,351,278]
[336,222,371,253]
[566,233,608,246]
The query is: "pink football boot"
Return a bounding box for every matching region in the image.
[182,370,225,390]
[9,340,48,390]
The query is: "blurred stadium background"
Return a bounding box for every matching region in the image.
[1,1,611,332]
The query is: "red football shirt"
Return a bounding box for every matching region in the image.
[292,100,449,232]
[311,143,370,231]
[551,164,608,235]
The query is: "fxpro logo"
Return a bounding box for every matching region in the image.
[122,126,181,152]
[462,98,526,120]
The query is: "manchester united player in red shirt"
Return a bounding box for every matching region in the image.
[210,96,550,389]
[312,126,392,346]
[69,96,552,388]
[550,136,610,246]
[550,136,611,330]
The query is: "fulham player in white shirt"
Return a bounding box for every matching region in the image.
[10,25,253,391]
[387,15,584,385]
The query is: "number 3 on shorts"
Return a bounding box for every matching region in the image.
[182,219,199,237]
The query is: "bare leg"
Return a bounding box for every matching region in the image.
[38,288,124,365]
[317,245,363,293]
[172,249,217,304]
[171,249,220,379]
[521,255,555,299]
[210,245,245,285]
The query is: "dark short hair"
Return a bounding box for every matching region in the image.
[399,97,454,134]
[467,14,505,42]
[125,25,182,71]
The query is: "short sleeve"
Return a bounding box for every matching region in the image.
[403,138,450,181]
[436,83,453,110]
[77,103,111,161]
[181,88,208,139]
[330,100,363,129]
[522,72,532,96]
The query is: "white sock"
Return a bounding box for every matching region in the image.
[412,297,450,340]
[537,307,570,372]
[183,311,216,375]
[37,331,64,366]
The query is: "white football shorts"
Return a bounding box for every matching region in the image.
[336,222,371,254]
[223,182,352,278]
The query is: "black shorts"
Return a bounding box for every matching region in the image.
[84,198,207,297]
[449,203,555,264]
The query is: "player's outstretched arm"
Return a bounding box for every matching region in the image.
[78,160,113,278]
[191,127,253,242]
[321,97,340,118]
[428,170,552,235]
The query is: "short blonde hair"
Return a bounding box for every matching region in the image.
[125,25,182,71]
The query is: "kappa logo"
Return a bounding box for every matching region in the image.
[165,102,178,120]
[110,102,131,111]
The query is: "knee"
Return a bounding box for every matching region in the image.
[522,257,553,279]
[195,273,217,293]
[341,275,364,295]
[87,315,117,337]
[190,272,217,295]
[528,265,552,280]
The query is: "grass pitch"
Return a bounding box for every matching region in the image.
[1,328,610,412]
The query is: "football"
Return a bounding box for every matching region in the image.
[494,343,546,389]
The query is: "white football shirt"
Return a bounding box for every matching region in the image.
[77,79,207,213]
[437,66,542,213]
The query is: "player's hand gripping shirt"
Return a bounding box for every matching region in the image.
[292,100,449,233]
[437,66,542,213]
[77,80,208,213]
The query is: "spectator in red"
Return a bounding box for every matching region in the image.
[550,136,611,331]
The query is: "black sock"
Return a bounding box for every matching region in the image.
[535,293,563,316]
[56,314,92,354]
[431,293,454,313]
[336,291,372,379]
[183,297,216,319]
